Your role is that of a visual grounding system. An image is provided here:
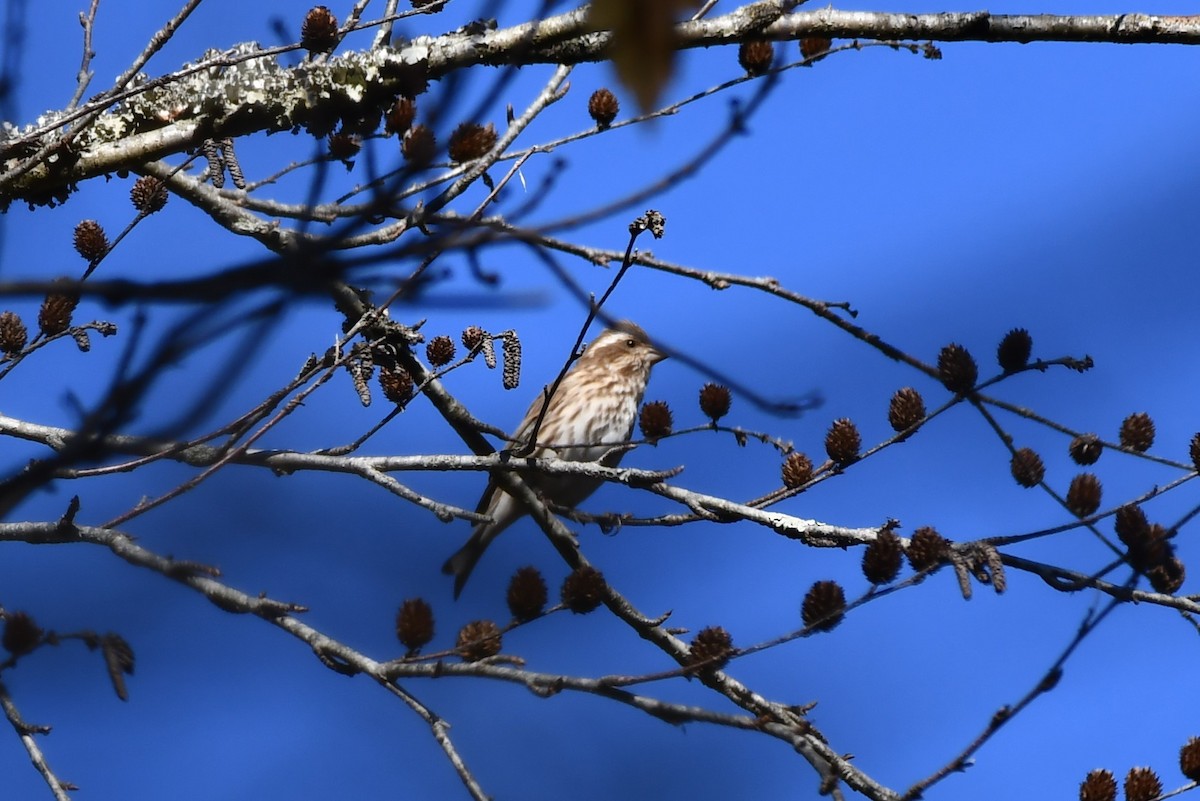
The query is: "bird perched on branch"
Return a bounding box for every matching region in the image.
[443,321,667,597]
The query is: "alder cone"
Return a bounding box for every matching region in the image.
[587,88,619,127]
[561,566,606,614]
[426,335,455,366]
[1120,412,1155,452]
[802,580,845,632]
[888,387,925,432]
[937,343,977,394]
[379,367,413,404]
[1115,505,1149,547]
[130,176,167,213]
[907,526,949,571]
[1147,556,1185,595]
[698,383,731,422]
[800,37,832,59]
[1010,447,1045,488]
[825,418,861,465]
[781,452,813,489]
[0,311,28,354]
[395,598,434,652]
[461,325,486,351]
[688,626,734,670]
[456,620,502,662]
[506,567,547,621]
[639,400,673,441]
[863,529,903,584]
[997,327,1032,372]
[1078,769,1117,801]
[402,125,437,166]
[385,97,416,136]
[301,5,339,53]
[1123,767,1161,801]
[1065,473,1102,518]
[73,219,108,261]
[738,40,774,75]
[447,122,496,163]
[1069,433,1102,466]
[2,611,42,656]
[1180,736,1200,782]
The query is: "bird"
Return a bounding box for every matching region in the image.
[443,320,667,598]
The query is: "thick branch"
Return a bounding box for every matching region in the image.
[4,8,1198,203]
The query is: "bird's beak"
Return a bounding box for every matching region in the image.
[649,344,668,364]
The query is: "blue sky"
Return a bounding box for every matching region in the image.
[2,1,1200,799]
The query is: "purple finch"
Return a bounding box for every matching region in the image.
[444,321,667,597]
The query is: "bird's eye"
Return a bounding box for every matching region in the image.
[626,339,637,348]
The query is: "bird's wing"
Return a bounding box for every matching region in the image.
[475,388,550,515]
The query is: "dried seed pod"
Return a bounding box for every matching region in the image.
[738,39,774,75]
[997,328,1033,372]
[1180,736,1200,782]
[888,387,925,432]
[688,626,734,671]
[1010,447,1045,488]
[426,335,456,366]
[327,132,360,162]
[1115,505,1149,547]
[560,565,605,614]
[456,619,502,662]
[38,281,79,336]
[1078,769,1117,801]
[1147,556,1185,595]
[825,418,861,466]
[862,529,903,585]
[639,400,673,441]
[1127,523,1171,572]
[300,5,339,53]
[937,343,978,394]
[699,383,731,422]
[71,329,91,351]
[800,37,832,60]
[72,219,108,261]
[1069,434,1102,466]
[447,122,497,163]
[587,88,619,128]
[1066,473,1102,518]
[1191,433,1200,472]
[507,566,548,622]
[801,580,845,632]
[907,526,950,571]
[501,332,521,390]
[379,366,414,404]
[384,97,416,136]
[130,176,168,213]
[1123,767,1162,801]
[2,611,42,656]
[0,311,28,355]
[1120,412,1155,452]
[402,125,437,166]
[781,451,813,489]
[395,598,434,653]
[461,325,486,352]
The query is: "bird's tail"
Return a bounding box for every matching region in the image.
[442,526,490,599]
